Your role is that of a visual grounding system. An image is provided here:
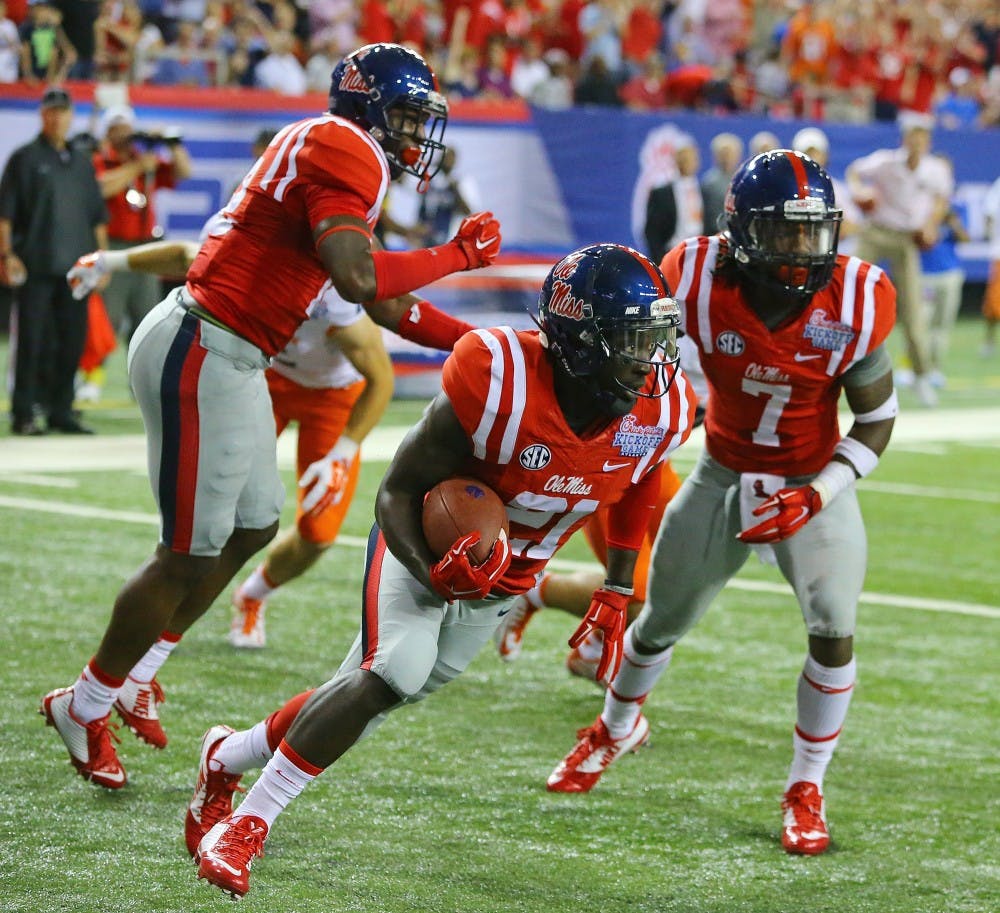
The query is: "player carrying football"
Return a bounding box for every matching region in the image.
[547,150,899,857]
[186,242,697,898]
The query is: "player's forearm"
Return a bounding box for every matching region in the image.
[341,367,394,445]
[604,546,639,592]
[126,240,197,276]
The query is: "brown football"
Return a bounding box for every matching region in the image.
[422,477,509,565]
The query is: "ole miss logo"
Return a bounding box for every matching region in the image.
[339,64,368,94]
[548,280,588,320]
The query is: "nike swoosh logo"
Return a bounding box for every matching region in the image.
[791,506,811,525]
[94,768,126,784]
[497,608,511,617]
[793,353,822,362]
[603,461,631,472]
[212,858,245,877]
[475,236,495,250]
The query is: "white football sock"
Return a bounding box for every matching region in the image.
[71,662,123,723]
[128,632,181,683]
[523,576,547,610]
[602,627,673,739]
[785,655,856,792]
[232,744,319,828]
[240,564,278,602]
[212,721,274,775]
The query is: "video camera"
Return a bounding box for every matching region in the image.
[130,128,185,148]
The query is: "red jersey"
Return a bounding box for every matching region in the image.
[662,236,896,476]
[186,114,390,357]
[442,328,697,593]
[94,149,176,242]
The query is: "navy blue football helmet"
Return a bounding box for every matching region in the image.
[329,43,448,182]
[724,149,842,297]
[536,244,681,416]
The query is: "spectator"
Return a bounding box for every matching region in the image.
[442,47,480,99]
[846,111,953,406]
[781,0,836,116]
[151,18,210,86]
[919,156,969,387]
[700,131,744,235]
[575,54,622,107]
[749,130,780,156]
[304,33,340,93]
[510,34,548,101]
[255,28,307,94]
[93,104,192,344]
[94,0,141,81]
[579,0,625,77]
[19,0,76,84]
[0,88,108,435]
[0,1,19,82]
[619,51,668,111]
[621,0,662,78]
[935,67,983,129]
[307,0,357,58]
[531,47,574,109]
[644,135,704,263]
[54,0,99,78]
[477,34,514,99]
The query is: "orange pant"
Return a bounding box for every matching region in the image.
[267,371,365,545]
[582,461,682,603]
[984,261,1000,321]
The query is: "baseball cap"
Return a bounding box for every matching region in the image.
[100,104,136,135]
[40,87,72,110]
[791,127,829,155]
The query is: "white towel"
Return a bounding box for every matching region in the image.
[739,472,786,567]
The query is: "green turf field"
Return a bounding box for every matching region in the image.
[1,318,998,912]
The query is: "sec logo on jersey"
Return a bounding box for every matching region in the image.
[519,444,552,470]
[715,330,745,356]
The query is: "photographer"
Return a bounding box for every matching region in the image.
[92,104,191,352]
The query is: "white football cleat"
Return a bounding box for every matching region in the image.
[40,686,127,789]
[229,588,266,649]
[494,596,538,662]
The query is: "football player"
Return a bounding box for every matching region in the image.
[41,43,502,789]
[547,151,898,858]
[68,236,399,657]
[188,243,698,898]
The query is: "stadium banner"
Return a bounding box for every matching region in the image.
[1,85,995,392]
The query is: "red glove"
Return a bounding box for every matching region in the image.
[451,211,501,270]
[569,587,631,683]
[737,485,823,545]
[429,529,511,602]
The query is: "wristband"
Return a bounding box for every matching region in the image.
[853,390,898,423]
[809,460,856,509]
[833,436,879,478]
[602,581,634,596]
[103,250,127,272]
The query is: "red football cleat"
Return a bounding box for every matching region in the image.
[546,714,649,793]
[40,687,127,789]
[781,781,830,855]
[196,814,269,899]
[114,676,167,748]
[185,724,243,857]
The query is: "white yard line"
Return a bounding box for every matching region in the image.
[1,494,996,620]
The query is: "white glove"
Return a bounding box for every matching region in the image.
[299,436,360,518]
[67,251,108,300]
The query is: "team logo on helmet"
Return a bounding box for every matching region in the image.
[547,280,589,321]
[338,63,368,94]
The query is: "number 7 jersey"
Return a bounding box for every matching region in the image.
[662,236,896,476]
[442,328,697,593]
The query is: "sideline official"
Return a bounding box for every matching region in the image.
[0,87,107,436]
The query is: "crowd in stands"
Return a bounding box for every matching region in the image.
[2,1,999,128]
